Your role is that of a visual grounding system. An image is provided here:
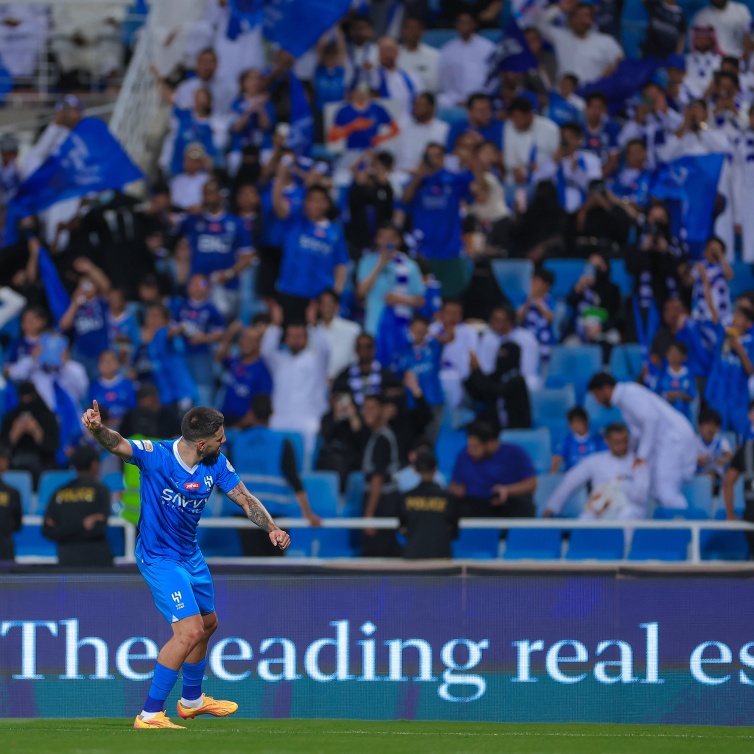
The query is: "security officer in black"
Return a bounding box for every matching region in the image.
[0,445,22,560]
[399,451,458,560]
[42,446,113,567]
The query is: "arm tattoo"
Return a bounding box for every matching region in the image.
[90,425,121,452]
[227,483,276,532]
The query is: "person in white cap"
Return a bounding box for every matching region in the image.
[588,372,696,509]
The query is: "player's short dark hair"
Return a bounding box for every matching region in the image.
[567,407,588,423]
[698,408,722,426]
[604,422,628,437]
[251,394,273,423]
[467,420,497,443]
[71,445,99,472]
[534,267,555,286]
[587,372,617,391]
[182,407,225,442]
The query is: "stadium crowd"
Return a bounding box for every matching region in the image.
[3,0,754,559]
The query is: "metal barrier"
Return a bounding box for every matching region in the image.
[18,514,754,566]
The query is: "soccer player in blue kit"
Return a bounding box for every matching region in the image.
[81,401,291,729]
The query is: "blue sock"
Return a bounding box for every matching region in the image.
[143,662,179,713]
[181,658,207,701]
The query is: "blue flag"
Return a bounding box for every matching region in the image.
[650,153,724,251]
[486,20,538,84]
[37,244,71,325]
[271,71,313,156]
[263,0,352,57]
[4,117,142,245]
[578,58,661,115]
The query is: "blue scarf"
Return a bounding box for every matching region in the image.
[374,66,416,110]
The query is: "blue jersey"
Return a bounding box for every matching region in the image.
[220,356,272,420]
[107,310,140,349]
[705,323,754,414]
[229,96,276,152]
[609,168,651,208]
[583,119,621,165]
[89,375,136,422]
[546,91,583,127]
[127,438,241,563]
[5,335,39,364]
[418,275,442,321]
[407,169,474,261]
[446,118,503,151]
[314,64,346,111]
[277,214,349,299]
[73,297,110,358]
[173,299,225,355]
[181,212,252,290]
[655,364,696,420]
[260,183,304,248]
[333,102,393,150]
[559,432,605,471]
[522,295,556,366]
[169,107,216,176]
[399,336,444,406]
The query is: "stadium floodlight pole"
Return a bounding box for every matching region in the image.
[81,400,290,729]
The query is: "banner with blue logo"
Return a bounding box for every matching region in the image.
[650,153,724,250]
[3,118,143,245]
[486,20,538,84]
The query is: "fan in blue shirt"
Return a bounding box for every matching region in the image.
[6,306,47,365]
[273,178,349,302]
[327,86,398,151]
[551,407,607,472]
[397,316,444,407]
[401,143,474,261]
[166,90,217,176]
[446,93,504,151]
[545,76,585,127]
[173,276,226,357]
[217,324,272,426]
[654,341,697,421]
[81,402,290,726]
[583,93,621,175]
[88,350,136,429]
[229,69,276,154]
[179,180,253,292]
[517,269,556,368]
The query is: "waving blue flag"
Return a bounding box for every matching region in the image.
[578,58,661,115]
[37,244,71,325]
[486,20,538,84]
[4,117,142,245]
[263,0,351,57]
[650,153,724,253]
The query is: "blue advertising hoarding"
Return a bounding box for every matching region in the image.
[2,572,754,724]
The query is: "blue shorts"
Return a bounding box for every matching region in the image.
[137,549,215,624]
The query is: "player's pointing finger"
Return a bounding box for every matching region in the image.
[93,399,100,413]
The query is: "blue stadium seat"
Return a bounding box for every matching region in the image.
[530,386,576,437]
[490,259,533,308]
[583,392,624,432]
[681,476,714,515]
[36,470,76,515]
[452,528,500,559]
[422,29,456,48]
[543,259,587,300]
[230,430,304,474]
[653,507,710,521]
[545,345,603,404]
[608,344,644,381]
[107,526,125,558]
[730,262,754,301]
[609,258,634,297]
[302,472,340,518]
[343,471,364,518]
[566,528,624,560]
[314,529,358,558]
[197,526,242,557]
[13,526,57,558]
[627,529,690,561]
[435,426,467,480]
[2,470,33,514]
[437,106,468,128]
[502,528,563,559]
[501,428,552,474]
[533,473,588,518]
[701,509,751,561]
[280,432,305,473]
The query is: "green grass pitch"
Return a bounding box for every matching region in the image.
[3,719,754,754]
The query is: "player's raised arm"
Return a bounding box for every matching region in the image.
[81,400,133,460]
[226,481,291,550]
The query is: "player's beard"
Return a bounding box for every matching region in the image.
[199,450,221,465]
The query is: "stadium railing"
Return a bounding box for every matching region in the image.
[17,515,754,565]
